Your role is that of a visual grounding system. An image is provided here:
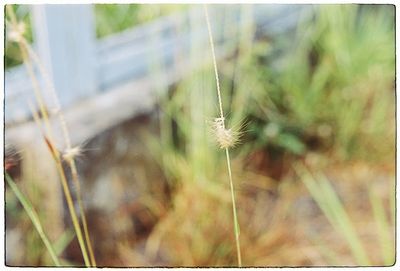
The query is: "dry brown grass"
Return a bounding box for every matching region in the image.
[133,156,395,267]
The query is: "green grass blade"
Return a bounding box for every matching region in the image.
[368,185,394,265]
[295,164,370,266]
[5,173,61,266]
[317,173,370,266]
[294,164,338,227]
[53,229,75,257]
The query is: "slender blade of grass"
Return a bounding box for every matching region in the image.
[204,5,242,266]
[368,185,394,265]
[6,7,94,266]
[225,148,242,266]
[318,173,370,266]
[5,173,61,266]
[295,164,370,266]
[53,229,75,257]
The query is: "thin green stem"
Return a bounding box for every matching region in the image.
[26,62,91,268]
[5,174,61,266]
[225,148,242,267]
[69,163,97,266]
[26,41,97,267]
[6,7,91,266]
[204,4,242,266]
[51,148,91,267]
[29,107,91,267]
[204,5,225,124]
[20,24,96,267]
[7,7,95,266]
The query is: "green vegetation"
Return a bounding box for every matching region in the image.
[5,4,395,267]
[95,4,187,38]
[6,174,61,266]
[147,4,394,266]
[5,5,33,68]
[245,5,394,161]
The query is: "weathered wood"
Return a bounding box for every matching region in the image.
[5,5,310,124]
[5,38,236,149]
[31,4,97,106]
[5,4,313,155]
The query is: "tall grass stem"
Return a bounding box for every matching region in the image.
[204,5,225,124]
[204,5,242,266]
[5,174,61,266]
[20,27,97,267]
[225,148,242,266]
[6,6,92,267]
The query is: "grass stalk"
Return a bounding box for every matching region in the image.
[19,20,97,267]
[204,5,242,266]
[6,6,92,267]
[368,185,394,265]
[225,148,242,266]
[5,173,61,267]
[29,43,97,268]
[29,104,91,267]
[295,164,371,266]
[69,164,97,266]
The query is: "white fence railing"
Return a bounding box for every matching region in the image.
[5,4,310,126]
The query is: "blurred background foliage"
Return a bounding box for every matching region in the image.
[95,4,188,38]
[244,5,395,162]
[5,5,34,68]
[5,4,395,267]
[142,4,394,266]
[5,4,185,68]
[145,4,395,266]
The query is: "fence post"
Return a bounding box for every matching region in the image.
[24,4,97,241]
[31,4,97,108]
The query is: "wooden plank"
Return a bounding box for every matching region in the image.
[4,66,37,124]
[31,5,97,107]
[5,36,238,149]
[5,4,311,124]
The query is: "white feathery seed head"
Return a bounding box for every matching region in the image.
[212,117,240,149]
[62,146,82,163]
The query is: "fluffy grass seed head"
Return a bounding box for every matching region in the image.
[8,21,26,42]
[212,117,241,149]
[62,146,83,163]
